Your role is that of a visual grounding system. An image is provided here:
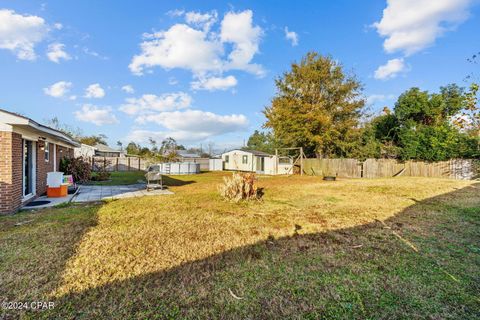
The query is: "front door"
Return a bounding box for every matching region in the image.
[256,156,265,173]
[23,139,34,197]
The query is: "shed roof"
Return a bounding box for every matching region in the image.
[225,149,272,157]
[93,143,122,153]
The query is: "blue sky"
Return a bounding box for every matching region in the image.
[0,0,478,150]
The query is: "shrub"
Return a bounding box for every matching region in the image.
[60,157,91,183]
[219,172,262,202]
[91,159,111,181]
[91,169,111,181]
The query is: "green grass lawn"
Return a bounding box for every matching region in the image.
[89,171,146,185]
[1,172,479,319]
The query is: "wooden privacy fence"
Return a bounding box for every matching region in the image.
[91,157,211,172]
[304,158,361,178]
[303,158,479,180]
[92,157,147,171]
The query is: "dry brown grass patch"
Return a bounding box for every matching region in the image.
[47,174,474,296]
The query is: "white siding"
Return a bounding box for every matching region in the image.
[222,150,256,172]
[263,157,276,175]
[221,150,293,175]
[277,162,294,175]
[209,158,223,171]
[74,144,95,158]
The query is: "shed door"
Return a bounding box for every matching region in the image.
[256,157,265,172]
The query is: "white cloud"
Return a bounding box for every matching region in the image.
[136,110,248,132]
[220,10,264,76]
[0,9,48,60]
[121,84,135,94]
[284,27,298,46]
[83,47,108,60]
[185,10,218,31]
[43,81,72,98]
[53,22,63,30]
[191,75,237,91]
[127,129,210,143]
[166,9,185,17]
[128,110,248,142]
[74,104,118,126]
[129,24,223,76]
[84,83,106,98]
[373,0,472,55]
[168,77,178,85]
[119,92,192,115]
[366,94,396,105]
[374,58,406,80]
[46,43,71,63]
[129,10,264,79]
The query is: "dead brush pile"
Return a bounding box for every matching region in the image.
[219,172,262,202]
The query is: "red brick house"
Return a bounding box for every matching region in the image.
[0,109,80,214]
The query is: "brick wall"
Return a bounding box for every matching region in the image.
[0,132,22,214]
[0,135,75,214]
[36,141,55,196]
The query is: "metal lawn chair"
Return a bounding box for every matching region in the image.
[145,170,163,191]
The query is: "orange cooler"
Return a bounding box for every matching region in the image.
[47,184,68,197]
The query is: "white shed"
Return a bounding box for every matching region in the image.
[221,149,293,175]
[209,158,223,171]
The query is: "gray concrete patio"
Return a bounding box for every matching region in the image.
[72,184,173,202]
[21,184,173,210]
[22,193,77,210]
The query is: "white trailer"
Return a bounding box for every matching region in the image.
[221,149,293,175]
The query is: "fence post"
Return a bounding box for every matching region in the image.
[116,157,119,171]
[138,158,141,171]
[128,157,131,171]
[300,147,304,176]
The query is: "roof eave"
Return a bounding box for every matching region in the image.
[26,120,80,147]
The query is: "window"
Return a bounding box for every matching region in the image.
[242,155,248,164]
[44,142,50,162]
[278,157,292,164]
[225,155,229,163]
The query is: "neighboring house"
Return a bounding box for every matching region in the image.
[74,143,124,158]
[221,149,293,175]
[0,108,79,214]
[94,143,125,157]
[74,143,96,158]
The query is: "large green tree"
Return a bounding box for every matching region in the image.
[454,83,479,136]
[369,84,479,161]
[78,134,108,146]
[263,52,365,158]
[244,130,279,154]
[394,84,464,126]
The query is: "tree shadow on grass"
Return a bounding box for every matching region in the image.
[162,175,196,187]
[12,184,480,319]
